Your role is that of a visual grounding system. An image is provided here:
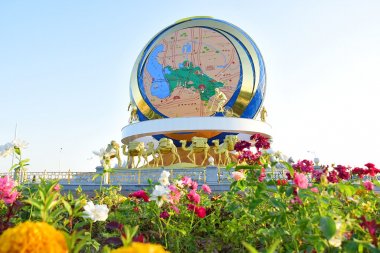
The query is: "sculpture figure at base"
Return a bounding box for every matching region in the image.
[144,142,158,167]
[128,102,139,124]
[212,135,239,166]
[156,138,181,166]
[106,140,122,167]
[260,106,267,122]
[122,142,147,168]
[179,137,210,166]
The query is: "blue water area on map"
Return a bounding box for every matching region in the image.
[146,44,170,99]
[182,42,192,60]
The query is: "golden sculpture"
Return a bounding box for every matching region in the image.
[208,88,227,113]
[105,140,122,167]
[212,135,239,166]
[128,102,139,124]
[144,142,158,167]
[156,138,181,166]
[122,142,146,168]
[179,137,210,166]
[260,106,267,122]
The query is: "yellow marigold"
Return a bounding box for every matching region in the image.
[111,242,169,253]
[0,221,68,253]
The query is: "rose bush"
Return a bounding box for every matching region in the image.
[0,135,380,252]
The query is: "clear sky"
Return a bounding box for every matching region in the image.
[1,1,380,172]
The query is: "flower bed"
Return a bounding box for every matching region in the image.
[1,135,380,252]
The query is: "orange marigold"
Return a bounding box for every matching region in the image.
[111,242,169,253]
[0,221,68,253]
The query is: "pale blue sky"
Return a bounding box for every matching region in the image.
[1,1,380,172]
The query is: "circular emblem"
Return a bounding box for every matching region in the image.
[130,17,266,122]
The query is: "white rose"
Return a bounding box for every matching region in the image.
[159,170,170,186]
[150,185,170,207]
[83,201,109,222]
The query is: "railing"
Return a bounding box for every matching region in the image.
[5,166,375,186]
[0,167,291,186]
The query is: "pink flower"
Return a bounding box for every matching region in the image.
[290,196,303,205]
[363,181,374,191]
[202,184,212,194]
[231,171,246,181]
[0,176,19,204]
[258,168,266,182]
[169,185,181,204]
[195,206,207,218]
[182,176,193,187]
[53,184,61,192]
[170,205,180,214]
[310,187,319,193]
[190,181,198,190]
[294,173,308,189]
[187,190,200,204]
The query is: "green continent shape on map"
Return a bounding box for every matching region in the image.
[164,61,224,101]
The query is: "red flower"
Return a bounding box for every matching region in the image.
[187,203,196,211]
[129,190,149,202]
[195,206,207,218]
[159,211,170,219]
[360,216,378,246]
[276,179,287,186]
[352,167,366,179]
[250,134,271,151]
[334,165,350,180]
[327,170,339,183]
[133,234,145,243]
[365,163,380,177]
[187,190,200,204]
[293,160,314,173]
[234,140,251,152]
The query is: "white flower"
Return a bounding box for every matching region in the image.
[12,139,28,149]
[83,201,109,222]
[150,185,170,207]
[159,170,170,186]
[174,180,184,188]
[0,143,14,158]
[329,236,342,247]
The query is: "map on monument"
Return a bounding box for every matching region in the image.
[141,27,241,117]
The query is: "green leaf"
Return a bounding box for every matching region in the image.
[25,199,43,210]
[337,184,355,197]
[269,198,286,211]
[320,216,336,240]
[242,241,259,253]
[14,147,21,155]
[62,200,73,216]
[284,162,294,177]
[226,162,237,171]
[267,239,281,253]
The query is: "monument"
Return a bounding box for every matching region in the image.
[119,17,271,168]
